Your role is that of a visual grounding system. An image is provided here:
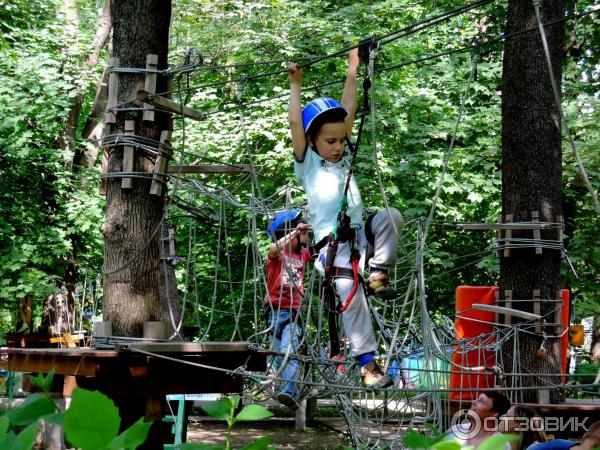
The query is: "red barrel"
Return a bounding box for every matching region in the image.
[449,286,498,400]
[449,286,570,399]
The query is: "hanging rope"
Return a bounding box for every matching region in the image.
[533,0,600,216]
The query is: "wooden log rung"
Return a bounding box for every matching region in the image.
[166,164,253,175]
[137,90,204,121]
[472,303,541,321]
[532,211,543,254]
[504,290,512,325]
[557,214,565,258]
[150,130,172,196]
[143,54,159,122]
[554,290,563,335]
[105,57,119,124]
[458,222,557,231]
[122,120,135,189]
[533,289,541,333]
[503,214,513,257]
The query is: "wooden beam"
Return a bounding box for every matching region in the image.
[167,164,253,175]
[149,130,172,196]
[143,54,159,122]
[137,90,204,121]
[557,214,564,258]
[503,213,513,257]
[121,120,135,189]
[458,222,555,231]
[555,290,564,335]
[105,57,119,124]
[504,290,512,326]
[533,289,541,333]
[124,341,253,353]
[532,211,542,254]
[496,215,502,257]
[472,303,542,321]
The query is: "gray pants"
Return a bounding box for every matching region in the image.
[316,207,404,357]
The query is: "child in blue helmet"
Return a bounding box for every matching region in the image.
[287,49,403,389]
[265,210,327,411]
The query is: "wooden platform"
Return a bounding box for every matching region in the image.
[7,341,267,450]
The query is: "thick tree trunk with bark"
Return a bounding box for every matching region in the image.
[102,0,174,337]
[500,0,565,403]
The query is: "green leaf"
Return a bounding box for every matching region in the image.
[403,429,436,449]
[42,412,64,425]
[0,416,9,435]
[0,431,21,450]
[63,388,120,449]
[235,404,273,422]
[106,417,152,450]
[240,436,271,450]
[477,433,518,450]
[201,399,233,422]
[17,421,39,450]
[28,368,55,393]
[5,393,56,426]
[431,440,463,450]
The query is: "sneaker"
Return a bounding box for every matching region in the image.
[276,392,299,412]
[367,272,397,300]
[360,360,393,390]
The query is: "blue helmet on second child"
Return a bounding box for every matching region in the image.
[267,209,304,240]
[302,98,347,134]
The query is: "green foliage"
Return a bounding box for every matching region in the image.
[0,0,104,334]
[197,395,273,450]
[64,388,121,448]
[1,0,598,339]
[403,429,449,449]
[402,428,517,450]
[0,370,151,450]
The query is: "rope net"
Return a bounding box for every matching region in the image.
[90,5,600,446]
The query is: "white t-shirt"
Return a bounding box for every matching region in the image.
[294,146,364,241]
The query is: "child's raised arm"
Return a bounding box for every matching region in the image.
[288,63,306,160]
[341,49,359,138]
[268,222,309,258]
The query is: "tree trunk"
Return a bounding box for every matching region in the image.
[73,0,113,168]
[102,0,173,337]
[500,0,565,403]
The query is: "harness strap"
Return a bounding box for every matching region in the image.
[324,282,341,357]
[364,212,375,246]
[339,253,361,313]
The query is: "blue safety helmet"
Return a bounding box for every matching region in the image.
[302,97,347,134]
[267,209,304,239]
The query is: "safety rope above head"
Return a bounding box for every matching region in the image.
[332,37,378,243]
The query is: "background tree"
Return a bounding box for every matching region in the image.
[102,0,178,337]
[500,0,565,403]
[0,0,597,353]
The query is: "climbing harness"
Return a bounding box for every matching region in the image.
[322,41,377,355]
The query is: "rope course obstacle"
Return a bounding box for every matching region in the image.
[91,1,600,448]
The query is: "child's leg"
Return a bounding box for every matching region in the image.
[367,207,404,271]
[267,309,283,372]
[279,318,302,399]
[334,279,392,389]
[334,278,377,357]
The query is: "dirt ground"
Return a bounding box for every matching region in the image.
[186,419,350,449]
